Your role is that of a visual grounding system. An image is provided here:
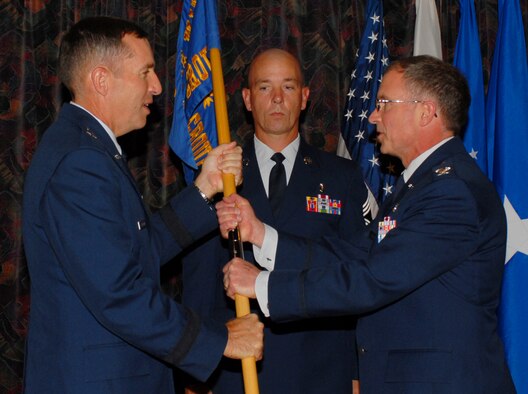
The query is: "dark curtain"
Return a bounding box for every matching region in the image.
[0,0,527,392]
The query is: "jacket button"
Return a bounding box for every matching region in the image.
[359,347,367,354]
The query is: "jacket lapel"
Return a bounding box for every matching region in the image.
[378,138,465,218]
[63,104,143,200]
[239,137,321,226]
[273,139,321,227]
[239,140,274,223]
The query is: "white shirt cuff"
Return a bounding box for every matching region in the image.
[252,223,278,271]
[255,271,270,317]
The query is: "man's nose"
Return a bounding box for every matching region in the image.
[368,108,380,124]
[150,72,163,96]
[272,89,284,104]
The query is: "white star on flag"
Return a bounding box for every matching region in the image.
[503,195,528,263]
[359,110,369,120]
[469,148,478,159]
[355,131,365,142]
[361,91,370,101]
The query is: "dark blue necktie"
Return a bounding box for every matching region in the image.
[269,152,286,216]
[392,175,405,197]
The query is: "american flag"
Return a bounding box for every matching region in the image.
[336,0,402,204]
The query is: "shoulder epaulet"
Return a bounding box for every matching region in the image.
[432,160,457,180]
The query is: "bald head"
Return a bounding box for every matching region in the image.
[242,48,310,150]
[246,49,304,88]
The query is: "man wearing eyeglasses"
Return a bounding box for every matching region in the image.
[219,55,516,393]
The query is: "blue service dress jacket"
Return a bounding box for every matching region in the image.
[182,137,369,393]
[22,104,227,394]
[266,138,515,393]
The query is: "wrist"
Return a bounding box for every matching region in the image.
[193,183,214,210]
[252,221,265,247]
[193,176,216,200]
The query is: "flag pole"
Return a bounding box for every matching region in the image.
[210,47,260,394]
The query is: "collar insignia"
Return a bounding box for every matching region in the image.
[435,166,452,176]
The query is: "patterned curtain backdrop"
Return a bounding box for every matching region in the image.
[0,0,526,391]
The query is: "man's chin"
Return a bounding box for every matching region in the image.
[136,118,148,130]
[376,137,386,152]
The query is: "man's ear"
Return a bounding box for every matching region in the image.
[301,87,310,110]
[419,101,437,127]
[90,66,110,96]
[242,88,252,111]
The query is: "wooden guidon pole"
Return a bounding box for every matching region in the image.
[210,47,260,394]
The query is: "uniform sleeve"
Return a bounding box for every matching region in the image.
[150,184,219,265]
[268,176,479,321]
[41,148,225,380]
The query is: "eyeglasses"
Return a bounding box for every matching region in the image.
[375,99,425,112]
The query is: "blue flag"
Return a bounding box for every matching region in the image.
[169,0,221,185]
[453,0,487,174]
[486,0,528,392]
[336,0,401,203]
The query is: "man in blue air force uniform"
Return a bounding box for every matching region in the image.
[182,49,373,394]
[220,56,515,393]
[22,17,263,394]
